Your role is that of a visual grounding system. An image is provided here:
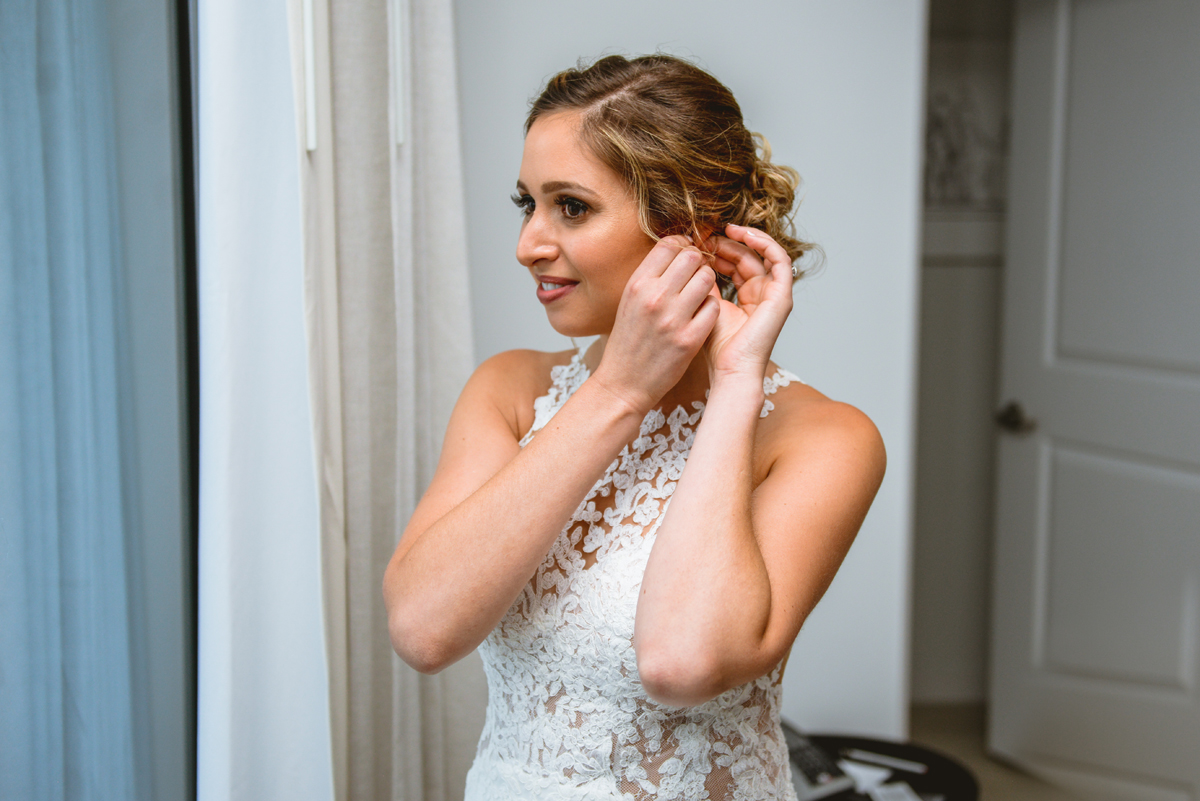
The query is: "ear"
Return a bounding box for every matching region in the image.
[693,224,718,253]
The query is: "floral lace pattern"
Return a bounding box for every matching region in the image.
[465,353,804,801]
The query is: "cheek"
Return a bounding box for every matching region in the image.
[617,244,654,287]
[607,229,654,272]
[572,219,655,294]
[599,247,646,295]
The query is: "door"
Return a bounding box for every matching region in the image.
[991,1,1200,798]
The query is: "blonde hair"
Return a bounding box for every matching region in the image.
[527,54,817,281]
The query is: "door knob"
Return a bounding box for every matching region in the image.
[996,400,1037,434]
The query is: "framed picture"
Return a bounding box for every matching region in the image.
[923,40,1009,265]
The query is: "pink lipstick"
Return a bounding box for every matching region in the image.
[535,276,578,303]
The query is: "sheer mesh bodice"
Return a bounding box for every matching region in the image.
[463,352,802,801]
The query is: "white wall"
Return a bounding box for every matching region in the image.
[911,0,1014,704]
[454,0,926,738]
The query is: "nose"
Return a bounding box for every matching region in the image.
[515,209,558,268]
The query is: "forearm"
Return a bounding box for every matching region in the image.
[634,376,777,703]
[386,378,644,672]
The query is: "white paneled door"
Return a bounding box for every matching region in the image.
[991,1,1200,798]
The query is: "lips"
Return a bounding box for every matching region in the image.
[535,275,578,303]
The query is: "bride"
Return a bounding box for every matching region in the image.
[384,54,885,800]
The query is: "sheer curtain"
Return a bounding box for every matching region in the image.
[292,0,486,799]
[0,0,138,797]
[193,0,336,799]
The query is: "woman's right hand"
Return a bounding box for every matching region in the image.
[591,235,721,413]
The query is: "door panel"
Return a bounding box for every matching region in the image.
[991,0,1200,795]
[1056,0,1200,372]
[1043,446,1199,689]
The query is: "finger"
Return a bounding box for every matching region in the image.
[721,229,794,316]
[658,245,709,293]
[726,224,791,275]
[685,293,720,337]
[749,231,798,298]
[743,260,795,335]
[634,235,690,278]
[678,263,717,310]
[710,235,768,287]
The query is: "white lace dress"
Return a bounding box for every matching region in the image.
[463,352,803,801]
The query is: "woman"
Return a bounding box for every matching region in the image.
[384,55,885,800]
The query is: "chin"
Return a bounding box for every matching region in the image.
[545,314,609,340]
[548,322,596,339]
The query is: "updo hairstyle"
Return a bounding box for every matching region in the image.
[526,54,816,282]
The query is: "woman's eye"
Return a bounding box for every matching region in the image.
[510,193,534,217]
[556,197,588,220]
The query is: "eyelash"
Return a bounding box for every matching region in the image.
[510,193,590,220]
[511,193,534,216]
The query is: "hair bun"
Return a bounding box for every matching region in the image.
[741,135,816,271]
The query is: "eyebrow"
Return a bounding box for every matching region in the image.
[515,179,596,195]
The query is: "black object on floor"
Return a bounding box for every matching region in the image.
[782,723,856,800]
[806,735,979,801]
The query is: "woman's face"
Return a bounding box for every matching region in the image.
[514,111,655,338]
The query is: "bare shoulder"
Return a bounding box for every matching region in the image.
[753,368,886,487]
[430,346,579,498]
[465,348,578,440]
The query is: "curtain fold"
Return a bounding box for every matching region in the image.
[0,1,140,798]
[389,6,486,794]
[194,0,335,799]
[294,0,486,799]
[285,0,348,794]
[323,2,396,798]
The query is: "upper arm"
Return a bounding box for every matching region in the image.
[751,398,887,659]
[388,350,546,569]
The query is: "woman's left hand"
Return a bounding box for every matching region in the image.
[702,224,795,383]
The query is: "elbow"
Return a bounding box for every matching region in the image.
[383,561,460,674]
[387,611,459,674]
[384,573,464,673]
[635,644,727,708]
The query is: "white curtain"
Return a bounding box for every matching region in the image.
[194,0,336,799]
[0,1,141,798]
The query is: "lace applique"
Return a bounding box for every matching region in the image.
[760,367,803,418]
[520,351,590,447]
[465,356,801,801]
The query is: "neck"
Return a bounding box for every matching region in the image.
[584,335,712,412]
